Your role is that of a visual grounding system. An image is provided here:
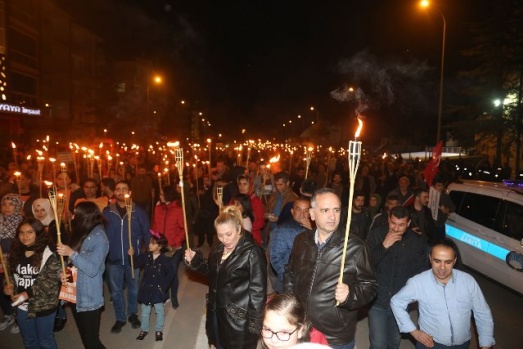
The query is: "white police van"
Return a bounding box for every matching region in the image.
[446,180,523,295]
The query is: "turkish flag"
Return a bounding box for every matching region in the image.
[424,141,443,187]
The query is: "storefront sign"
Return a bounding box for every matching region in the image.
[0,103,41,116]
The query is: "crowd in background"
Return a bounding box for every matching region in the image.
[0,143,496,349]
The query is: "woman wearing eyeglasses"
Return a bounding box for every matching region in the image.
[261,293,328,349]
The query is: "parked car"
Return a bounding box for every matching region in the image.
[446,180,523,295]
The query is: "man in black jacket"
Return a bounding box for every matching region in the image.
[366,206,429,349]
[284,188,377,349]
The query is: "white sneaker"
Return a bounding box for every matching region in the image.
[10,323,19,334]
[0,315,14,330]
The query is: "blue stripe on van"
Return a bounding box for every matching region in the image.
[445,224,510,261]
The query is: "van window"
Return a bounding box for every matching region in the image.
[496,201,523,241]
[458,192,500,230]
[449,191,465,211]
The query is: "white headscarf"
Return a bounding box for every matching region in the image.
[32,198,54,227]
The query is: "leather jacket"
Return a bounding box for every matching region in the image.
[284,228,377,345]
[189,231,267,349]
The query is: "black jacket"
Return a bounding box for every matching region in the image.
[135,252,174,305]
[189,231,267,349]
[366,226,429,308]
[283,228,377,345]
[409,205,437,243]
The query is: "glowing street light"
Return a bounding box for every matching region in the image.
[146,74,163,143]
[420,0,446,143]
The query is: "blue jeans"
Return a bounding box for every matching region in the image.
[368,304,401,349]
[16,308,57,349]
[140,303,165,332]
[330,340,356,349]
[168,249,183,305]
[416,341,470,349]
[107,264,140,322]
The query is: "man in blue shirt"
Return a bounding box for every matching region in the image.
[391,238,495,349]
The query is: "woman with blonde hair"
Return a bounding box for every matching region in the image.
[185,205,267,349]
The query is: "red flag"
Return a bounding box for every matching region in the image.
[424,141,443,187]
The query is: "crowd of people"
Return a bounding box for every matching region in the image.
[0,146,496,349]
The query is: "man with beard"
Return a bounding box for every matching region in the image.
[349,190,371,241]
[366,206,428,349]
[103,180,150,333]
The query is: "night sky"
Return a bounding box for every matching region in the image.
[60,0,488,144]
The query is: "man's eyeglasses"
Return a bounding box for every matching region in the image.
[261,326,298,341]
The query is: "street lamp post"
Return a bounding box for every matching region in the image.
[420,0,446,143]
[310,106,319,124]
[493,99,504,166]
[146,75,162,145]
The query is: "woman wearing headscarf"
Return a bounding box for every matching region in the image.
[32,198,68,331]
[31,198,68,246]
[368,193,382,221]
[0,193,24,333]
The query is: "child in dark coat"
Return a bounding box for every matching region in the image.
[129,231,174,341]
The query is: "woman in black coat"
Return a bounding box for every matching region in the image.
[185,205,267,349]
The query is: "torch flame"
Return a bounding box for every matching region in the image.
[355,117,363,138]
[44,181,53,187]
[11,142,16,149]
[269,155,280,163]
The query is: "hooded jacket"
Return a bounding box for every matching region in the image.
[11,246,61,318]
[152,200,185,248]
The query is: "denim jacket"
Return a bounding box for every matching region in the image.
[69,224,109,312]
